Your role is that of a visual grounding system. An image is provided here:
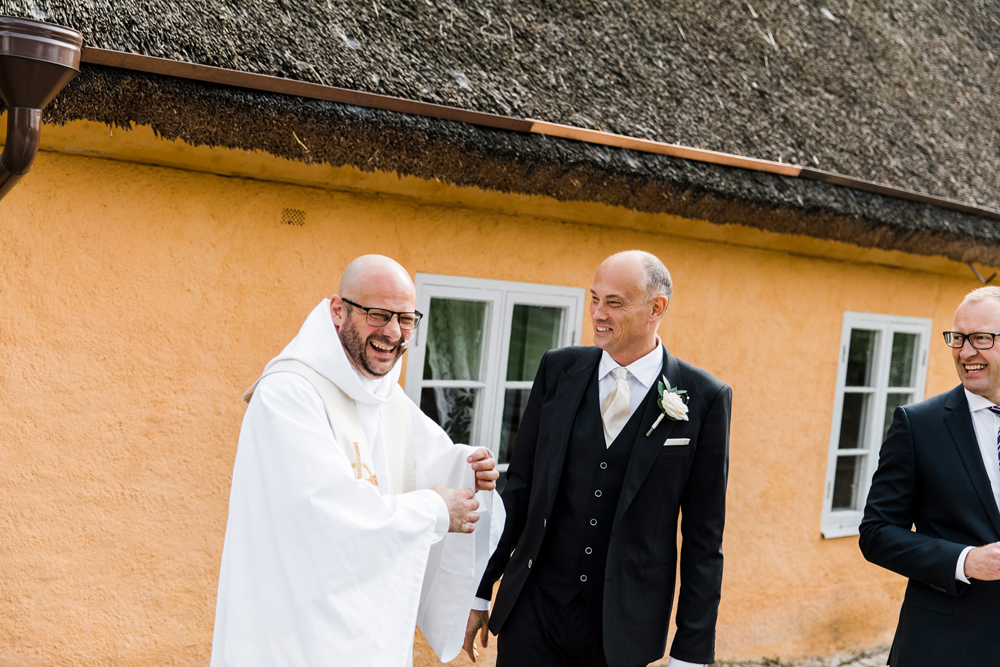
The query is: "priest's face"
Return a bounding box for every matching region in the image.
[332,274,417,380]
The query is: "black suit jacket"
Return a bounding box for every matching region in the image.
[479,345,732,667]
[859,385,1000,666]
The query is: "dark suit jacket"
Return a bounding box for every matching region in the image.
[859,385,1000,666]
[478,345,732,667]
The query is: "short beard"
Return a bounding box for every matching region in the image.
[339,316,404,378]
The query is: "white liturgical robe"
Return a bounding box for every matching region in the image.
[211,300,505,667]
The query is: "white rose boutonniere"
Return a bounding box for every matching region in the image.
[645,376,689,437]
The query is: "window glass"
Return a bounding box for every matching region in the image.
[888,332,918,388]
[883,392,911,438]
[837,393,870,449]
[422,298,488,381]
[832,455,865,510]
[499,388,531,464]
[420,387,479,444]
[845,329,879,387]
[506,305,561,382]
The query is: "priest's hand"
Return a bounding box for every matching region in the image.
[432,486,480,533]
[463,609,490,662]
[468,448,499,492]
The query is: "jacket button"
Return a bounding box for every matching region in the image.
[595,490,602,497]
[590,519,598,526]
[543,519,547,528]
[585,547,592,554]
[580,575,588,582]
[600,462,608,469]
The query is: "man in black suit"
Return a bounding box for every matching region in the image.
[463,250,731,667]
[860,287,1000,666]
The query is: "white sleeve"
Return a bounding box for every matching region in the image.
[666,658,704,667]
[956,545,975,583]
[471,597,492,611]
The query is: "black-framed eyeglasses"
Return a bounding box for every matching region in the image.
[943,331,1000,350]
[341,297,423,330]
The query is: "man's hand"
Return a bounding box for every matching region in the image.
[468,448,500,492]
[965,542,1000,580]
[463,609,490,662]
[432,486,480,533]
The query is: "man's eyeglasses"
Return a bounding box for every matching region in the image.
[942,331,1000,350]
[341,298,423,330]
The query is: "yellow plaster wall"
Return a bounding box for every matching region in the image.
[0,121,987,666]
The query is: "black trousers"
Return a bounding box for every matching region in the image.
[496,581,639,667]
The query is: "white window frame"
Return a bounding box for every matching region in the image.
[405,274,585,469]
[821,311,932,539]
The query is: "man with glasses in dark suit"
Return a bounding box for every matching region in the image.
[861,286,1000,667]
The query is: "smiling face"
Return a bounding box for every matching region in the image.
[331,256,416,379]
[952,297,1000,403]
[589,253,667,367]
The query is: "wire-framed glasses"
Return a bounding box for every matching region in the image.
[341,297,423,330]
[942,331,1000,350]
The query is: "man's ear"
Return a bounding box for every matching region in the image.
[330,295,347,328]
[649,295,669,322]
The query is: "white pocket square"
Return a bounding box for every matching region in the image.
[663,438,690,446]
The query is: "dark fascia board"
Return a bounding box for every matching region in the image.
[79,46,1000,225]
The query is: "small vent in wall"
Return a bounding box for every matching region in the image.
[282,208,306,226]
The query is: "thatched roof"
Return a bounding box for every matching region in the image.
[6,0,1000,263]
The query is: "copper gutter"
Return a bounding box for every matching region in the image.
[79,46,1000,222]
[0,17,82,201]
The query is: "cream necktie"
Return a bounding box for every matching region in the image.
[601,367,631,446]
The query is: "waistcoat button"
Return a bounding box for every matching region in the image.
[528,559,532,568]
[580,575,588,582]
[590,519,598,526]
[600,462,608,469]
[585,547,593,554]
[595,490,602,497]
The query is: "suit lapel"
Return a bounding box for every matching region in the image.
[943,386,1000,537]
[545,347,602,517]
[613,346,678,532]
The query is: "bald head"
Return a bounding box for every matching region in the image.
[338,254,415,301]
[602,250,672,308]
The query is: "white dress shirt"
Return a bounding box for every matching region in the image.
[597,340,664,428]
[955,390,1000,582]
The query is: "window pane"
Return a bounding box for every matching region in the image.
[838,392,871,449]
[506,305,563,382]
[832,454,866,510]
[420,387,479,444]
[846,329,879,387]
[888,332,919,388]
[422,298,488,381]
[498,388,531,465]
[883,392,912,439]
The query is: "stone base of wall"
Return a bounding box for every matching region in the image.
[709,646,890,667]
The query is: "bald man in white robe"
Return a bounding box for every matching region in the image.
[211,255,505,667]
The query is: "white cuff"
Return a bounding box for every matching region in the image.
[471,596,491,611]
[666,658,704,667]
[956,545,975,583]
[429,490,450,544]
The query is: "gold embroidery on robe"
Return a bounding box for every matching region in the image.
[351,441,378,486]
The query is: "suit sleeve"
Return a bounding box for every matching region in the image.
[859,406,969,596]
[475,350,550,600]
[670,383,731,665]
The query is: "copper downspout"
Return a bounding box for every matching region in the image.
[0,17,82,201]
[79,46,1000,222]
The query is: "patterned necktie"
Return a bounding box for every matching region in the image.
[987,405,1000,470]
[601,367,631,446]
